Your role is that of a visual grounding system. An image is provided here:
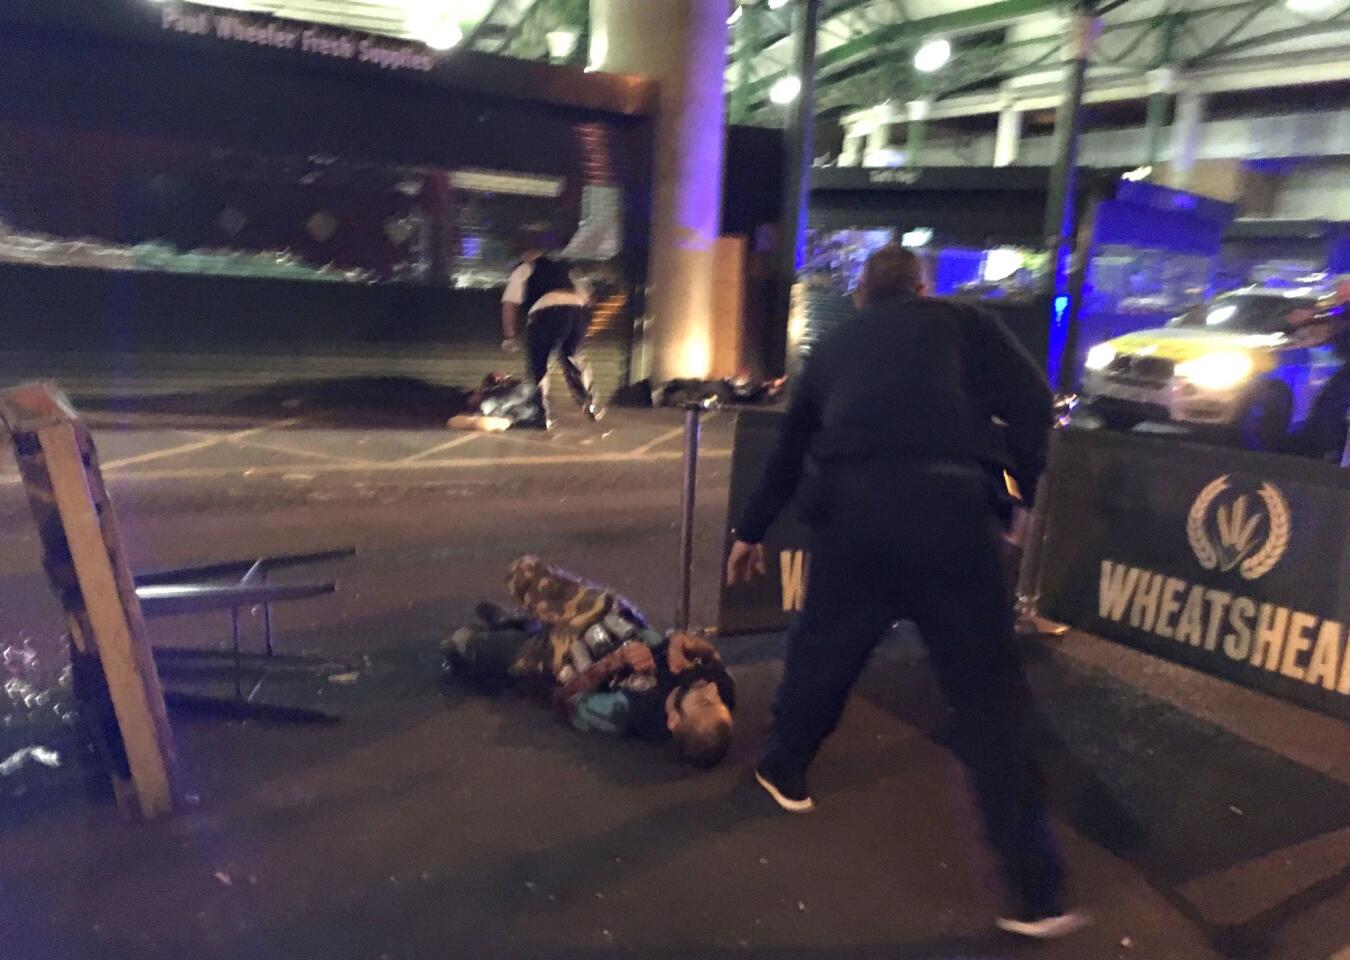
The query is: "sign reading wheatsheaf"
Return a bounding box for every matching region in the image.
[161,4,435,73]
[719,410,812,635]
[1035,429,1350,720]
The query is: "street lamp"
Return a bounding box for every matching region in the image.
[913,37,951,72]
[770,75,802,104]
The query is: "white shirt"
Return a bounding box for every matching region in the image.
[528,290,589,315]
[501,261,533,306]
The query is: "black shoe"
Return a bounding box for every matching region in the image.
[995,910,1091,939]
[754,757,814,813]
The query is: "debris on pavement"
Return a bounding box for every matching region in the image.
[0,745,61,776]
[214,871,233,886]
[326,671,361,685]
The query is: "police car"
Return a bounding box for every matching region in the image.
[1081,286,1347,450]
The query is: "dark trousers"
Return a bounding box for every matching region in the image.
[526,306,595,416]
[763,460,1064,915]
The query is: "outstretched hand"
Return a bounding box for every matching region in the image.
[725,540,767,587]
[666,632,720,673]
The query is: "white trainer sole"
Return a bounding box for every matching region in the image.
[996,911,1092,939]
[755,769,815,813]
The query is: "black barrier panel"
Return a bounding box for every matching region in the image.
[1035,428,1350,721]
[719,409,811,635]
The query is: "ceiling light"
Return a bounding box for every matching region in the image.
[1286,0,1334,11]
[769,75,801,104]
[768,0,791,9]
[727,6,743,25]
[423,20,463,50]
[913,38,951,73]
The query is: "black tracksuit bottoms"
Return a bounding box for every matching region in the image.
[762,458,1064,915]
[526,305,595,414]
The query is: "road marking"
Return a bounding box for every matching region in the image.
[632,425,688,456]
[231,436,376,466]
[399,431,482,463]
[631,411,720,457]
[26,447,733,484]
[95,418,304,470]
[1178,825,1350,928]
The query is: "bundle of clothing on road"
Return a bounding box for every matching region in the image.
[442,556,737,768]
[611,372,788,409]
[447,373,543,432]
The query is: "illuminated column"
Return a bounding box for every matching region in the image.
[1169,87,1206,191]
[906,98,932,166]
[865,117,892,162]
[993,102,1022,167]
[1144,66,1177,169]
[590,0,729,381]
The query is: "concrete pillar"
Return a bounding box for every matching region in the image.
[1169,88,1206,191]
[993,104,1022,167]
[838,132,864,167]
[1144,66,1177,169]
[865,119,891,159]
[906,99,931,166]
[590,0,729,381]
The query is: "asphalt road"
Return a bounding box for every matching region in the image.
[1,391,1347,960]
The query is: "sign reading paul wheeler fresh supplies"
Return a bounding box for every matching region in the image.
[1034,428,1350,720]
[160,3,436,73]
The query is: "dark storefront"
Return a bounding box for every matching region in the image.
[800,166,1063,372]
[0,2,655,397]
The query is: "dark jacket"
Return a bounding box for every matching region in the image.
[736,292,1052,544]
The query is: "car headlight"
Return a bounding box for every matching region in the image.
[1084,344,1117,371]
[1175,352,1254,390]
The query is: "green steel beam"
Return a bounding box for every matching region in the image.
[759,0,1317,118]
[731,2,758,123]
[464,0,515,49]
[492,0,545,51]
[743,0,1063,100]
[1191,8,1350,63]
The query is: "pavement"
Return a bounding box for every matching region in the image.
[1,381,1347,960]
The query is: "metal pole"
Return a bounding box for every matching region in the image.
[1042,6,1099,392]
[773,0,821,377]
[731,3,754,125]
[675,402,705,631]
[1144,15,1179,170]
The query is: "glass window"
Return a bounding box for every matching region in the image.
[1169,292,1320,334]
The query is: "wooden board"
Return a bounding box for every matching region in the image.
[0,382,179,818]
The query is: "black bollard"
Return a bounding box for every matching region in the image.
[1342,407,1350,468]
[676,398,718,631]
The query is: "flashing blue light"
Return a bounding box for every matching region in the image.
[1047,295,1072,391]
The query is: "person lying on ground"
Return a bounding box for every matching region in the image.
[444,556,737,768]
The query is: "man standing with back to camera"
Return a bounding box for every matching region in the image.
[726,245,1086,939]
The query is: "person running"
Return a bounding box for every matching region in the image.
[501,251,602,428]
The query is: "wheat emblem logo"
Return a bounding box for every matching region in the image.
[1186,475,1291,580]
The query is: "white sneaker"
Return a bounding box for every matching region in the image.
[995,911,1092,939]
